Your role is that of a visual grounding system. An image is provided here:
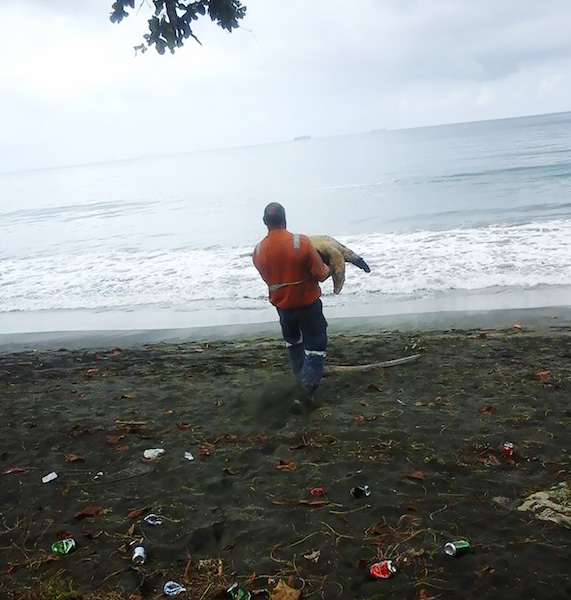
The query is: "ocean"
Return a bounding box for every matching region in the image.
[1,112,571,334]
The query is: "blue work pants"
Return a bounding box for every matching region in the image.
[276,299,327,393]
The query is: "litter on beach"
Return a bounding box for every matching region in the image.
[143,448,165,460]
[41,471,58,484]
[144,513,163,526]
[164,581,187,596]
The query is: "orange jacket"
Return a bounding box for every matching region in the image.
[253,229,330,309]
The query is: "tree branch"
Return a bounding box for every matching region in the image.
[110,0,247,54]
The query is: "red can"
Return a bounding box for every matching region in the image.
[502,442,515,457]
[370,560,397,579]
[310,486,326,497]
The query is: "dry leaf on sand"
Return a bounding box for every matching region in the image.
[74,506,103,520]
[2,467,28,475]
[127,507,149,519]
[65,454,85,463]
[277,459,297,471]
[199,444,213,457]
[270,580,301,600]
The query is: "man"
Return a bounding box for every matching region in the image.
[253,203,331,404]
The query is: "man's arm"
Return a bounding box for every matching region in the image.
[252,245,268,283]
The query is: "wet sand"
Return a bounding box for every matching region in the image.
[0,323,570,599]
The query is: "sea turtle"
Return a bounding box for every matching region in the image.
[309,236,371,294]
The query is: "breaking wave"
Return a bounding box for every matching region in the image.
[1,219,570,313]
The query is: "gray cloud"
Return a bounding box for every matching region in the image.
[1,0,571,172]
[18,0,112,18]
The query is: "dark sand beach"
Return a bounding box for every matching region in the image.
[1,316,570,599]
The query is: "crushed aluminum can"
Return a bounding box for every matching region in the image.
[144,513,163,526]
[51,538,76,555]
[143,448,165,460]
[164,581,187,596]
[370,560,397,579]
[444,540,471,556]
[310,486,326,496]
[42,471,58,484]
[131,544,147,565]
[351,485,371,499]
[227,582,252,599]
[502,442,515,458]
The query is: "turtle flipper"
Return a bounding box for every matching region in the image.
[327,246,346,294]
[331,239,371,273]
[347,254,370,273]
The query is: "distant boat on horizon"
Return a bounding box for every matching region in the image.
[293,135,311,141]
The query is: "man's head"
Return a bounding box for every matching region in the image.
[263,203,286,230]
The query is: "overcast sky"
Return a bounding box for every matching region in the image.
[1,0,571,172]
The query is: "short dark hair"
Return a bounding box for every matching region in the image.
[263,203,286,228]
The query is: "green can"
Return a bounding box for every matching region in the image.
[444,540,470,556]
[51,538,76,555]
[227,583,252,600]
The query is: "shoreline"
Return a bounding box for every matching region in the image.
[1,304,570,351]
[1,285,570,342]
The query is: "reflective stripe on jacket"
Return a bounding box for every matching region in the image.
[253,229,330,309]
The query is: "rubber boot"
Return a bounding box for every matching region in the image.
[287,343,305,384]
[300,353,325,396]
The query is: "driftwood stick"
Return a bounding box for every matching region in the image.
[326,354,421,373]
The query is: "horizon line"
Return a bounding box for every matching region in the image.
[2,108,570,177]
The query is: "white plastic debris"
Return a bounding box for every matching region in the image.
[143,448,165,460]
[144,513,163,526]
[42,472,58,484]
[164,581,187,596]
[184,451,194,461]
[303,549,321,563]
